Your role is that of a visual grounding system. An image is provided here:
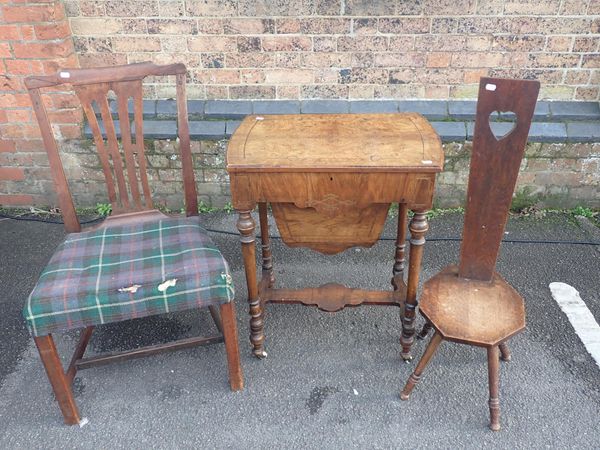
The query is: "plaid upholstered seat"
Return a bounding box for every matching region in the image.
[24,216,234,337]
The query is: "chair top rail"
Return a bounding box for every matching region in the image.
[24,62,186,90]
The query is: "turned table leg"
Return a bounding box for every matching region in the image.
[258,202,275,288]
[236,209,267,359]
[401,210,429,361]
[392,203,408,290]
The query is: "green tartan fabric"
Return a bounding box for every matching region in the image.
[23,216,234,337]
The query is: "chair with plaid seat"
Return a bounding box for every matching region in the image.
[24,62,243,425]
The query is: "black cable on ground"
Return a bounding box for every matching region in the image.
[1,212,598,246]
[0,212,105,225]
[202,228,600,246]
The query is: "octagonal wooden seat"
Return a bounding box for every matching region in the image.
[419,265,525,347]
[400,77,540,431]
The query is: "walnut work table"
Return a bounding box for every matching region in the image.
[227,113,444,360]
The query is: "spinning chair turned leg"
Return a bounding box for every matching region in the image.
[499,342,511,362]
[417,322,433,340]
[220,302,244,391]
[487,346,501,431]
[34,335,81,425]
[400,332,443,400]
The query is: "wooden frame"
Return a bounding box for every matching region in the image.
[227,113,444,361]
[26,62,243,425]
[401,77,540,431]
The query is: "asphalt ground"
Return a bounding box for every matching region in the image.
[0,211,599,449]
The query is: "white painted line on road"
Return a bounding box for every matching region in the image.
[549,282,600,370]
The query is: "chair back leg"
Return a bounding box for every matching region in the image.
[220,302,244,391]
[34,335,81,425]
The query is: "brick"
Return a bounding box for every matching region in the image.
[300,18,350,34]
[5,110,30,123]
[582,54,600,68]
[545,36,573,52]
[70,18,122,35]
[415,36,466,52]
[378,18,430,34]
[560,0,589,14]
[0,93,31,108]
[451,52,503,68]
[427,53,451,68]
[342,68,389,84]
[573,37,599,53]
[262,36,312,52]
[186,0,237,16]
[275,18,301,34]
[0,167,25,181]
[0,140,16,153]
[0,25,21,40]
[155,100,177,117]
[205,100,252,118]
[550,101,600,121]
[399,100,448,120]
[431,122,467,142]
[264,69,313,84]
[301,85,348,101]
[139,120,176,139]
[224,18,274,34]
[147,19,197,35]
[505,0,560,14]
[575,87,599,101]
[423,0,476,14]
[0,43,12,58]
[348,100,398,113]
[189,121,226,139]
[492,36,545,52]
[353,18,378,35]
[0,194,34,206]
[253,100,300,114]
[338,36,387,52]
[229,85,276,99]
[564,70,591,85]
[301,100,349,114]
[2,4,64,23]
[105,1,158,17]
[34,21,71,40]
[158,0,185,17]
[372,53,426,68]
[239,0,302,16]
[188,36,237,52]
[113,37,161,52]
[345,0,396,15]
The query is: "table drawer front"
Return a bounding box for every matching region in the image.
[230,172,436,210]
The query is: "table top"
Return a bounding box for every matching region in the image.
[227,113,443,174]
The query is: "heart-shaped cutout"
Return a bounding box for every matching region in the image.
[488,111,517,141]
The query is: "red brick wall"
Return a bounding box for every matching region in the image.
[0,0,81,206]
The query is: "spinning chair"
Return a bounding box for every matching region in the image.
[400,77,540,431]
[24,62,243,425]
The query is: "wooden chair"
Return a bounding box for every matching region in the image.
[24,62,243,425]
[400,77,540,431]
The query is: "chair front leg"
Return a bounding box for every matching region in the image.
[400,331,443,400]
[34,335,81,425]
[220,302,244,391]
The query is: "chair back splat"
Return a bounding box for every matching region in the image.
[458,78,540,281]
[25,62,198,232]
